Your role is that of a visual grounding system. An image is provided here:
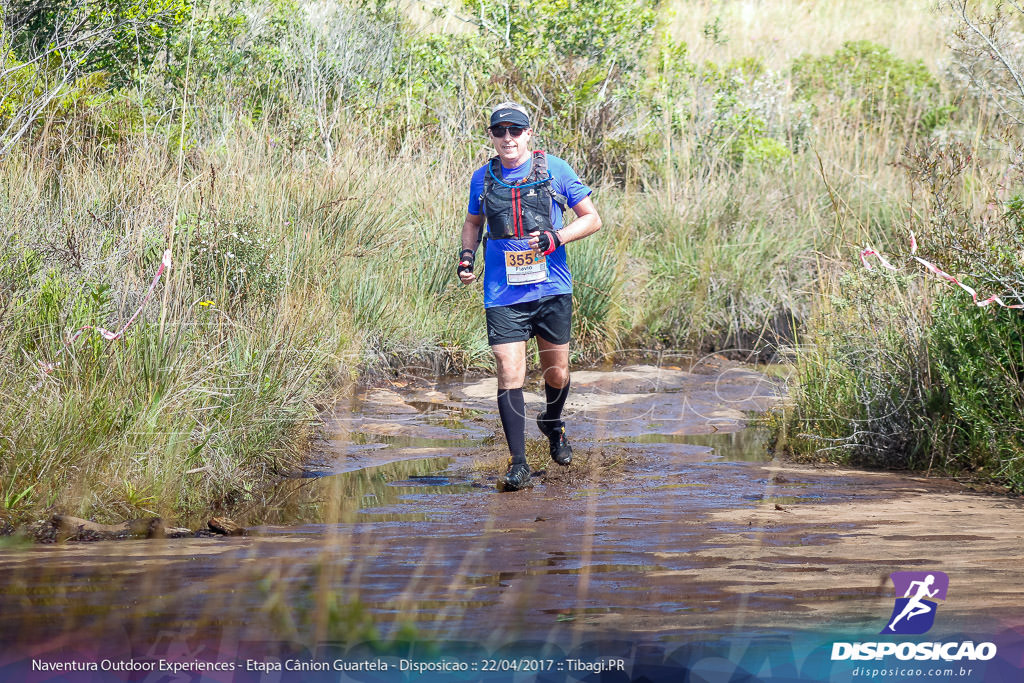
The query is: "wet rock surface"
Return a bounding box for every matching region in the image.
[43,515,169,542]
[11,516,231,543]
[0,362,1021,653]
[207,517,246,536]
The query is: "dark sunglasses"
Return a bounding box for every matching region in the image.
[490,126,526,138]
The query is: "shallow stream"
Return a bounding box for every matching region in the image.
[1,361,1022,669]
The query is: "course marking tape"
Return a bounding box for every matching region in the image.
[38,249,173,375]
[860,233,1023,309]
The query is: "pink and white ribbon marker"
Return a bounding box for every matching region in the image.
[39,249,173,375]
[860,234,1023,310]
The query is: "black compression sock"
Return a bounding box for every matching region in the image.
[542,380,570,424]
[497,387,527,464]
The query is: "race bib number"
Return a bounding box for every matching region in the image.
[504,249,548,285]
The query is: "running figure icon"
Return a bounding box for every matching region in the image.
[888,574,938,631]
[881,571,949,635]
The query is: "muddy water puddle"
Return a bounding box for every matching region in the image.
[2,362,1023,657]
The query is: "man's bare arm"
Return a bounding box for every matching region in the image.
[462,212,485,252]
[527,195,602,253]
[557,196,602,244]
[459,212,485,284]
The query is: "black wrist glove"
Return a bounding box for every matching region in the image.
[537,230,561,256]
[457,249,476,276]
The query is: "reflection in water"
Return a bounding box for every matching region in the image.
[349,432,481,449]
[611,427,770,462]
[242,457,466,527]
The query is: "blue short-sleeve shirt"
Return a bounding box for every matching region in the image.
[467,154,591,308]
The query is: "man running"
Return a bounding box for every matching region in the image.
[457,102,602,492]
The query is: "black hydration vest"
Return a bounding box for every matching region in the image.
[481,151,568,240]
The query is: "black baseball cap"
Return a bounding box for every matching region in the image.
[489,108,530,129]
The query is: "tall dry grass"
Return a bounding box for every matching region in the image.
[667,0,949,69]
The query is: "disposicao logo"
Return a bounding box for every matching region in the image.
[831,571,998,663]
[881,571,949,635]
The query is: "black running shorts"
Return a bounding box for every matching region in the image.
[485,293,572,346]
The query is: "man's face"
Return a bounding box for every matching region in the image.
[489,123,532,166]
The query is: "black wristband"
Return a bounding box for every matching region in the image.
[457,248,475,275]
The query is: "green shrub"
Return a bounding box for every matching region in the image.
[164,0,300,117]
[774,267,937,470]
[0,50,144,150]
[507,61,651,181]
[4,0,190,87]
[455,0,662,180]
[929,293,1024,488]
[461,0,658,74]
[743,136,791,166]
[792,40,942,131]
[900,141,1024,293]
[693,58,809,167]
[778,280,1024,491]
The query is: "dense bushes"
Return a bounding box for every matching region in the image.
[767,4,1024,493]
[773,138,1024,491]
[792,40,946,132]
[2,2,951,176]
[776,283,1024,491]
[3,0,189,85]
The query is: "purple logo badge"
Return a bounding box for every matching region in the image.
[881,571,949,635]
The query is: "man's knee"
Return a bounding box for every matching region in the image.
[537,341,569,388]
[497,366,525,389]
[493,346,526,388]
[542,364,569,388]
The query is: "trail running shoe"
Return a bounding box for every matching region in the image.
[537,412,573,466]
[497,461,533,492]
